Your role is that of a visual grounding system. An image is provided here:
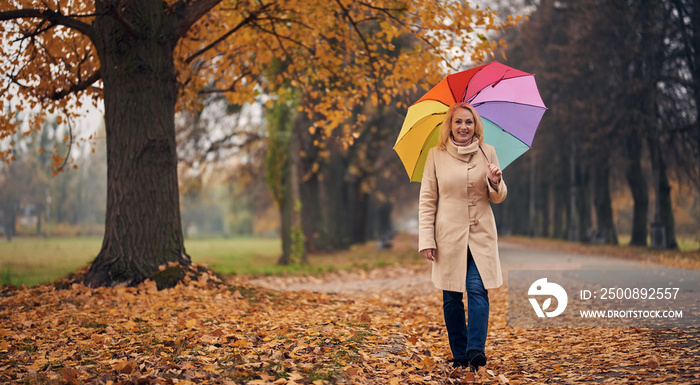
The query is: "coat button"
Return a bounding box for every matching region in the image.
[468,182,475,187]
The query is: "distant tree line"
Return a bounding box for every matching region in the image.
[0,115,106,240]
[494,0,700,249]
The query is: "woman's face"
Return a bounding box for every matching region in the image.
[451,107,475,144]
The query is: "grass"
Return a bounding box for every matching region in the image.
[616,234,700,252]
[192,233,422,277]
[0,236,283,287]
[184,236,282,275]
[0,237,101,287]
[0,233,422,287]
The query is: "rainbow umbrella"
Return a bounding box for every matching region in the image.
[394,61,546,182]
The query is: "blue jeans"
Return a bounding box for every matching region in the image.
[442,249,489,360]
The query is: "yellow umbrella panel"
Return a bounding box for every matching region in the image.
[393,100,449,182]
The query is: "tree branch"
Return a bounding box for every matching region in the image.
[185,8,267,64]
[197,71,257,95]
[251,21,316,57]
[54,109,74,175]
[172,0,224,39]
[0,8,94,39]
[352,1,452,68]
[198,131,263,163]
[51,70,102,100]
[334,0,382,101]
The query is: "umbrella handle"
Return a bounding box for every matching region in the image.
[479,145,490,164]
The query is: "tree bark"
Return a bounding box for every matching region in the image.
[278,177,293,264]
[299,170,326,252]
[3,198,17,242]
[553,181,567,239]
[84,1,190,287]
[267,104,293,265]
[266,96,307,265]
[593,163,618,244]
[624,133,649,246]
[289,120,307,265]
[35,207,43,237]
[324,154,352,250]
[648,137,679,249]
[576,166,593,243]
[276,131,306,265]
[567,140,580,241]
[349,179,370,244]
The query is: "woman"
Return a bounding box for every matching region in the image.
[418,102,507,370]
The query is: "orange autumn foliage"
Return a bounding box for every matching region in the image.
[1,0,518,159]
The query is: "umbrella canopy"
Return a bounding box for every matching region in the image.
[394,61,546,182]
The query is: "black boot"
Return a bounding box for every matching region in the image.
[467,350,487,369]
[451,358,470,368]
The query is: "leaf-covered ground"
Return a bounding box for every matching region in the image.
[1,257,699,384]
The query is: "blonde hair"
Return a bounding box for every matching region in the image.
[437,102,484,150]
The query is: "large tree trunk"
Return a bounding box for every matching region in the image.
[267,98,306,266]
[267,104,293,265]
[84,1,190,287]
[277,131,306,266]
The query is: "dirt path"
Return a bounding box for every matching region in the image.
[250,239,675,296]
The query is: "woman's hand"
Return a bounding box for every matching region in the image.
[420,248,436,261]
[488,163,502,186]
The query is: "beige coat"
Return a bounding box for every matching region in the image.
[418,139,507,291]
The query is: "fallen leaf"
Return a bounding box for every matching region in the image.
[114,361,135,374]
[359,311,372,323]
[345,367,361,376]
[270,350,284,360]
[60,369,79,385]
[648,355,660,369]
